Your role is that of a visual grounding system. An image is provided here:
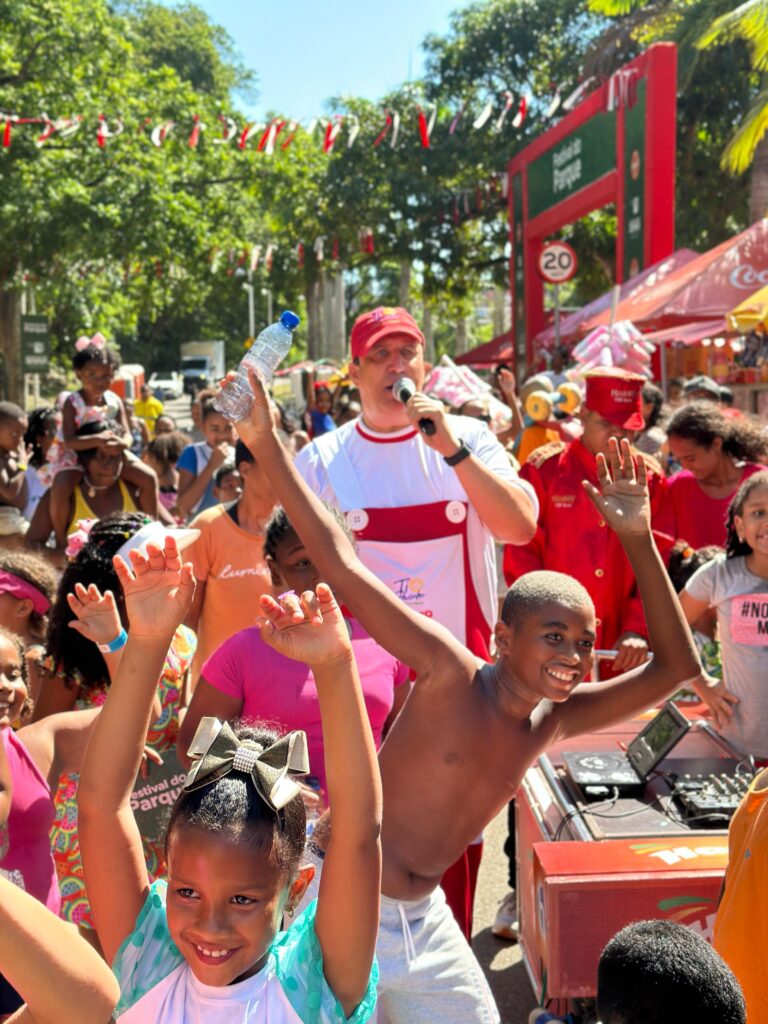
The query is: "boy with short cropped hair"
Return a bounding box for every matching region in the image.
[596,920,745,1024]
[0,401,29,541]
[232,369,701,1024]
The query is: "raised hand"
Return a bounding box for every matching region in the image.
[66,582,122,646]
[256,583,353,669]
[583,437,650,537]
[113,537,196,640]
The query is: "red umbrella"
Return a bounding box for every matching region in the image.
[581,219,768,334]
[534,249,698,349]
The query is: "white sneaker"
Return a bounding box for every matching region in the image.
[491,889,519,940]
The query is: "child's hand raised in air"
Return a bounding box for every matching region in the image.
[66,582,122,646]
[113,537,196,640]
[583,436,650,538]
[257,583,353,669]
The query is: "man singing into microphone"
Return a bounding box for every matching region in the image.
[294,307,537,935]
[296,306,537,658]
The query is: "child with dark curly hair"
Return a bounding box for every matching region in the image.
[31,512,196,943]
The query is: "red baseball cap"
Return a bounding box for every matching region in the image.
[350,307,424,360]
[584,368,645,430]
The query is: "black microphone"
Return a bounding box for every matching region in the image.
[392,377,436,435]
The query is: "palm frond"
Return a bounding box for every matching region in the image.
[722,84,768,173]
[588,0,649,16]
[697,0,768,70]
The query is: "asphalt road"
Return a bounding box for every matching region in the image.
[472,809,540,1023]
[162,390,540,1022]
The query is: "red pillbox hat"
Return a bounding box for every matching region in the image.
[584,368,645,430]
[350,307,425,360]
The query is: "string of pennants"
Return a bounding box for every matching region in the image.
[0,73,632,153]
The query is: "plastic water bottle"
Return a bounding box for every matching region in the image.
[214,310,300,421]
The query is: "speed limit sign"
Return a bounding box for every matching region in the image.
[537,241,578,284]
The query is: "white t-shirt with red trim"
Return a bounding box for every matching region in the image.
[294,416,537,647]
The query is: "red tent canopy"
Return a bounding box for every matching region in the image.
[534,249,698,349]
[454,329,515,366]
[581,219,768,334]
[642,318,730,346]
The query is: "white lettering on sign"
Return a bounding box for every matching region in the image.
[552,138,583,194]
[729,265,768,290]
[647,844,727,866]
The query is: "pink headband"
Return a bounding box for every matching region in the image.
[74,332,106,353]
[0,570,51,615]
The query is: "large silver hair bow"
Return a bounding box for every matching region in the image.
[183,718,309,811]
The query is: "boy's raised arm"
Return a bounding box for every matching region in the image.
[232,370,472,678]
[557,439,700,740]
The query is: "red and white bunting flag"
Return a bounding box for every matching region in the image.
[545,90,562,119]
[37,115,82,145]
[214,115,238,143]
[332,237,340,260]
[472,99,494,130]
[238,122,264,149]
[373,109,400,148]
[150,121,176,147]
[313,236,325,262]
[563,77,595,111]
[346,115,360,148]
[323,117,343,153]
[281,121,299,149]
[188,115,205,148]
[512,94,529,129]
[96,114,124,148]
[449,100,468,135]
[494,92,514,132]
[296,242,305,268]
[250,245,262,272]
[265,244,275,271]
[258,119,284,154]
[417,103,438,148]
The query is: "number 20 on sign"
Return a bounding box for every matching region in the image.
[537,241,578,284]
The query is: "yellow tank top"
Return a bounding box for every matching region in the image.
[67,479,139,535]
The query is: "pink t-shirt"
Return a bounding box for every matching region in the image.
[665,464,764,549]
[201,620,409,797]
[1,728,60,914]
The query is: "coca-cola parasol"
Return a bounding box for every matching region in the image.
[581,219,768,334]
[728,284,768,333]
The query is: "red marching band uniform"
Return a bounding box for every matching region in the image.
[504,370,673,662]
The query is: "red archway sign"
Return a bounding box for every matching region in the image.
[537,241,578,284]
[509,43,677,368]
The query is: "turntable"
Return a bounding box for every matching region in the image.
[562,702,690,796]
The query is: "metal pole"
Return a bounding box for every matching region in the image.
[267,288,273,325]
[554,283,561,347]
[246,269,255,339]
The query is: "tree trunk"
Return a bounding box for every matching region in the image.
[398,260,411,307]
[455,317,468,357]
[0,289,21,404]
[749,131,768,224]
[325,271,346,363]
[422,302,435,364]
[305,278,321,361]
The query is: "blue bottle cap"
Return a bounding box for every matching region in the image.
[279,310,300,331]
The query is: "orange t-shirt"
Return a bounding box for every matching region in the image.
[713,770,768,1022]
[188,504,272,683]
[517,424,560,465]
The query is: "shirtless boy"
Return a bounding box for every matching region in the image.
[231,370,700,1023]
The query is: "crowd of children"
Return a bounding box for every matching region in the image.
[2,332,768,1024]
